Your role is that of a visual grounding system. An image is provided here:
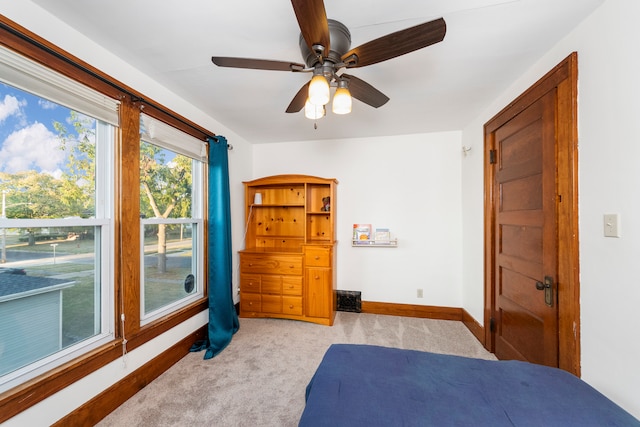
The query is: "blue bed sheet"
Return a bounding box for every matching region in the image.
[299,344,639,427]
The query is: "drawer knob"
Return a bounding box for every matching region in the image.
[314,275,320,280]
[289,304,294,309]
[314,256,320,260]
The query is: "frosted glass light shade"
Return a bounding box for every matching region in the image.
[332,86,352,114]
[308,74,330,106]
[305,98,325,120]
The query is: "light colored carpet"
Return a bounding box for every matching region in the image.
[97,312,495,427]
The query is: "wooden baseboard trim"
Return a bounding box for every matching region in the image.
[360,302,486,347]
[52,325,206,426]
[361,301,463,321]
[462,309,485,346]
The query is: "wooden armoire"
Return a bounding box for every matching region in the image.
[238,175,337,326]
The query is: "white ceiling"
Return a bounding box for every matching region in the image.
[31,0,603,144]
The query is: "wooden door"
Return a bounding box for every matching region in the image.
[491,91,558,366]
[484,53,580,374]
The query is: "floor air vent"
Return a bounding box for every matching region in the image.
[336,290,362,313]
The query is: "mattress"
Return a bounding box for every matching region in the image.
[299,344,639,426]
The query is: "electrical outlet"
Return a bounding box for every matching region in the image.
[417,289,423,298]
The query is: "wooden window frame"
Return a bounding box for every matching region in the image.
[0,16,211,423]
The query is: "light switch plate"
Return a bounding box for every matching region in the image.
[603,213,620,238]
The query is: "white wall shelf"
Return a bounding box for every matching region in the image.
[351,239,398,247]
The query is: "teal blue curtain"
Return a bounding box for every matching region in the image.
[190,135,239,359]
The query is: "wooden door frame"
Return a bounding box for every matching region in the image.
[484,52,580,376]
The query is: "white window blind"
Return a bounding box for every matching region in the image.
[140,113,207,161]
[0,44,120,126]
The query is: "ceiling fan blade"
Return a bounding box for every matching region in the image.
[212,57,305,72]
[286,81,311,113]
[291,0,330,57]
[341,74,389,108]
[341,18,446,68]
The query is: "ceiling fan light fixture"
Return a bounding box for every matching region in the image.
[305,98,325,120]
[309,71,330,106]
[332,80,352,115]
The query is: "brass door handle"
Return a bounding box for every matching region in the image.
[535,276,554,307]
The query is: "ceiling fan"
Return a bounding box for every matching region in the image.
[211,0,446,119]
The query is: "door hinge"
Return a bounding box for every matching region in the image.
[489,317,496,333]
[489,149,497,164]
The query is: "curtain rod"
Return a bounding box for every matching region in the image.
[0,20,216,141]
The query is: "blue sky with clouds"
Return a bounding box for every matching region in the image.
[0,82,78,176]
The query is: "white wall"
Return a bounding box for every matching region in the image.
[461,0,640,418]
[252,132,464,307]
[460,126,485,323]
[0,2,253,424]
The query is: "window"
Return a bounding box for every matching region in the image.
[139,114,206,324]
[0,71,115,391]
[0,23,211,421]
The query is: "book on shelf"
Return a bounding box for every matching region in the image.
[353,223,372,241]
[375,228,391,242]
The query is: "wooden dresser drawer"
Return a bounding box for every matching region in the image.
[261,275,282,294]
[241,253,303,275]
[283,276,302,296]
[305,246,331,267]
[240,274,261,293]
[262,295,282,314]
[283,296,303,315]
[240,293,261,313]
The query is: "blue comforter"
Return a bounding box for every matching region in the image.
[299,344,639,426]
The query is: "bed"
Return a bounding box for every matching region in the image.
[299,344,639,426]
